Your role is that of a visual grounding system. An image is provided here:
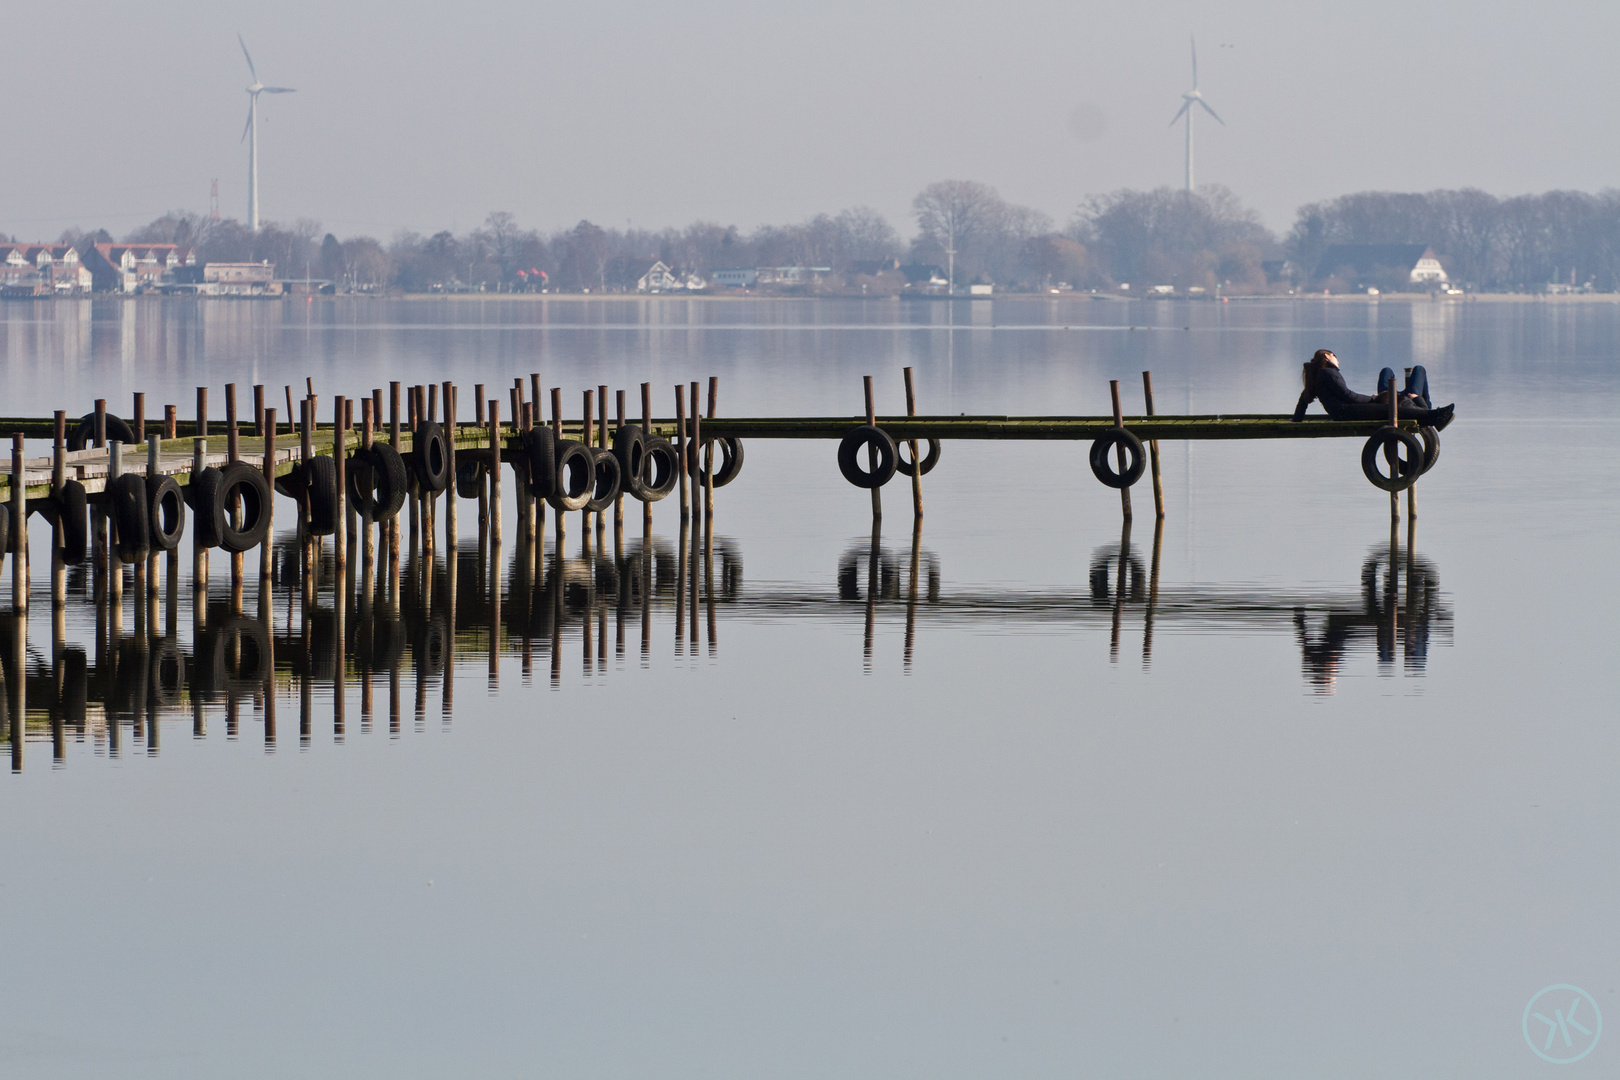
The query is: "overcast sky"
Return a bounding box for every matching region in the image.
[6,1,1617,242]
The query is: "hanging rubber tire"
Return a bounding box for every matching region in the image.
[67,412,136,452]
[1361,427,1424,492]
[584,447,622,513]
[1089,430,1147,489]
[688,436,745,488]
[213,614,271,694]
[199,461,271,553]
[146,474,185,551]
[547,439,595,511]
[411,421,450,492]
[837,426,897,489]
[638,436,679,502]
[454,457,486,500]
[108,473,151,562]
[614,425,650,500]
[895,438,942,477]
[149,638,185,708]
[190,467,224,549]
[55,480,88,565]
[349,444,408,521]
[525,426,557,500]
[1417,426,1441,475]
[303,455,340,536]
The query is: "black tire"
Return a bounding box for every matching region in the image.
[304,455,340,536]
[1417,426,1441,475]
[837,426,897,489]
[67,412,136,452]
[688,436,745,488]
[56,480,88,565]
[196,461,272,553]
[585,447,622,513]
[525,427,557,500]
[547,439,595,511]
[146,475,185,551]
[411,421,450,492]
[150,638,185,707]
[1361,427,1424,492]
[348,444,408,521]
[638,437,679,502]
[1089,430,1147,489]
[454,457,486,500]
[108,473,151,562]
[214,615,271,694]
[614,426,650,500]
[895,438,942,477]
[190,467,225,549]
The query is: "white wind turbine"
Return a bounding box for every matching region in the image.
[1168,36,1223,193]
[239,34,296,231]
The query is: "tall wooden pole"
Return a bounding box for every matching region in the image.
[1142,370,1164,521]
[902,367,923,520]
[1110,380,1132,523]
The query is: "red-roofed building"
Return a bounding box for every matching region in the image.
[0,244,93,295]
[82,243,196,293]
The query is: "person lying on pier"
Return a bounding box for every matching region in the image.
[1292,349,1455,428]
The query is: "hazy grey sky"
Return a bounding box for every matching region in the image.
[7,1,1617,240]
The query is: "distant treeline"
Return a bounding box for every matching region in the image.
[40,182,1620,294]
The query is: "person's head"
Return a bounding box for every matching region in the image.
[1303,349,1336,392]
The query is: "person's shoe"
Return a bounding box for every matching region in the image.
[1431,403,1455,431]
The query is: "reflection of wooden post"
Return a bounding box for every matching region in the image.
[863,519,879,671]
[1143,517,1163,668]
[864,376,881,523]
[904,519,921,670]
[1142,371,1165,521]
[9,597,23,772]
[902,367,923,520]
[1110,380,1132,523]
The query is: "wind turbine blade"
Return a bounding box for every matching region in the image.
[241,105,254,143]
[1197,98,1225,125]
[238,34,258,82]
[1191,35,1198,88]
[1168,101,1191,126]
[262,87,296,93]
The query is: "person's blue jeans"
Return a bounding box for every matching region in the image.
[1377,365,1431,408]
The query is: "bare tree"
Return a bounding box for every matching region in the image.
[912,180,1007,292]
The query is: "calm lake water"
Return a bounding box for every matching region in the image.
[1,296,1616,1077]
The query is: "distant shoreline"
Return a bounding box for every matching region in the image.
[6,290,1620,304]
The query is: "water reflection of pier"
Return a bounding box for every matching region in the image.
[0,521,1450,770]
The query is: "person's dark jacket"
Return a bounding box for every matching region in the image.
[1293,364,1376,421]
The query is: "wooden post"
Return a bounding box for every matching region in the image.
[902,367,923,520]
[92,399,107,583]
[582,389,595,545]
[51,412,66,609]
[333,395,347,573]
[550,387,566,549]
[675,386,689,522]
[132,392,145,445]
[254,384,265,437]
[192,437,208,594]
[704,377,717,521]
[107,438,123,611]
[689,381,702,522]
[146,434,160,604]
[164,405,177,440]
[1142,371,1165,521]
[1388,381,1400,524]
[488,399,503,555]
[864,375,881,522]
[359,400,374,588]
[443,381,457,561]
[196,386,209,442]
[10,434,25,612]
[1110,380,1132,523]
[389,381,401,569]
[640,382,654,533]
[226,383,243,602]
[261,408,276,583]
[613,388,625,533]
[598,384,610,545]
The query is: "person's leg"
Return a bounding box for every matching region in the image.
[1376,367,1396,400]
[1404,365,1431,407]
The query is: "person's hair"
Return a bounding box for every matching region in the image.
[1301,349,1333,397]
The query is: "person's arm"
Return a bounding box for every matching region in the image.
[1291,386,1314,421]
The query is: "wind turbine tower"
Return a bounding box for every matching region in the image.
[238,35,296,231]
[1169,37,1223,192]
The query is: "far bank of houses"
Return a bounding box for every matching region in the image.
[0,242,286,296]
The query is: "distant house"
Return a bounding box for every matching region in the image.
[755,266,831,286]
[0,243,92,295]
[1313,244,1448,288]
[898,264,948,289]
[171,261,281,296]
[711,267,759,288]
[83,243,196,292]
[636,260,705,292]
